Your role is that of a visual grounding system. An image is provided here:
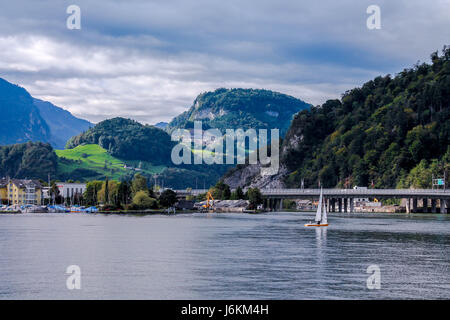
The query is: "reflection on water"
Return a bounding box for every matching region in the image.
[0,212,448,299]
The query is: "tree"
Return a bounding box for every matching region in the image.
[132,190,156,209]
[104,176,109,204]
[49,182,62,204]
[84,181,103,205]
[230,186,245,200]
[131,173,148,196]
[246,187,263,209]
[159,189,177,208]
[97,179,118,205]
[209,181,231,200]
[117,181,132,206]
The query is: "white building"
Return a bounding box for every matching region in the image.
[57,183,87,199]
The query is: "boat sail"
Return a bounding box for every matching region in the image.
[305,188,329,227]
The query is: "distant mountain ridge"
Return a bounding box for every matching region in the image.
[0,78,51,146]
[33,98,92,148]
[0,77,93,148]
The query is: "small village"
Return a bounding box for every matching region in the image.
[0,175,415,214]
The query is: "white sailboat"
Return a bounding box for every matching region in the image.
[305,188,329,227]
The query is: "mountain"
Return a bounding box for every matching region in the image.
[0,78,51,145]
[224,47,450,189]
[0,142,57,180]
[154,122,168,129]
[66,117,175,166]
[33,99,93,148]
[167,88,311,136]
[62,90,311,188]
[0,77,93,148]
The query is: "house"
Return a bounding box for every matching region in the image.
[7,179,43,206]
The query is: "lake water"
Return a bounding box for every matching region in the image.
[0,211,448,299]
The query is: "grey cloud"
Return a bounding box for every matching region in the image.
[0,0,448,124]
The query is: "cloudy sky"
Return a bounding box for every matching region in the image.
[0,0,449,124]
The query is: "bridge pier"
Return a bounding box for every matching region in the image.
[431,199,437,213]
[349,198,354,213]
[406,198,411,213]
[331,198,336,212]
[343,198,348,213]
[338,198,342,213]
[423,198,428,213]
[412,198,418,213]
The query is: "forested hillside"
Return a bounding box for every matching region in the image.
[281,47,450,188]
[66,117,175,166]
[167,88,310,136]
[0,142,57,180]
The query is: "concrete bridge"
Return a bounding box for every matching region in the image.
[173,188,450,213]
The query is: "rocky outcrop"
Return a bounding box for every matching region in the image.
[223,163,287,189]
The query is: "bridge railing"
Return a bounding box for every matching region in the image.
[258,188,449,196]
[173,188,450,197]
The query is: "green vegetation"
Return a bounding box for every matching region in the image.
[132,190,157,210]
[209,180,231,200]
[56,144,165,181]
[0,142,57,180]
[158,189,178,208]
[281,47,450,189]
[246,187,263,209]
[167,88,310,137]
[230,186,244,200]
[66,117,175,165]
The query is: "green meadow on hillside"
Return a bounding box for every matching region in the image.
[56,144,165,181]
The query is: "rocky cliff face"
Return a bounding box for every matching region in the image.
[223,163,288,189]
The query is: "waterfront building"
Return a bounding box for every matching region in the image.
[56,183,87,200]
[7,179,43,205]
[0,178,8,204]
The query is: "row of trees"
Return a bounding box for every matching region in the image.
[44,175,264,211]
[67,173,178,210]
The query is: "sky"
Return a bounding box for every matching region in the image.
[0,0,449,124]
